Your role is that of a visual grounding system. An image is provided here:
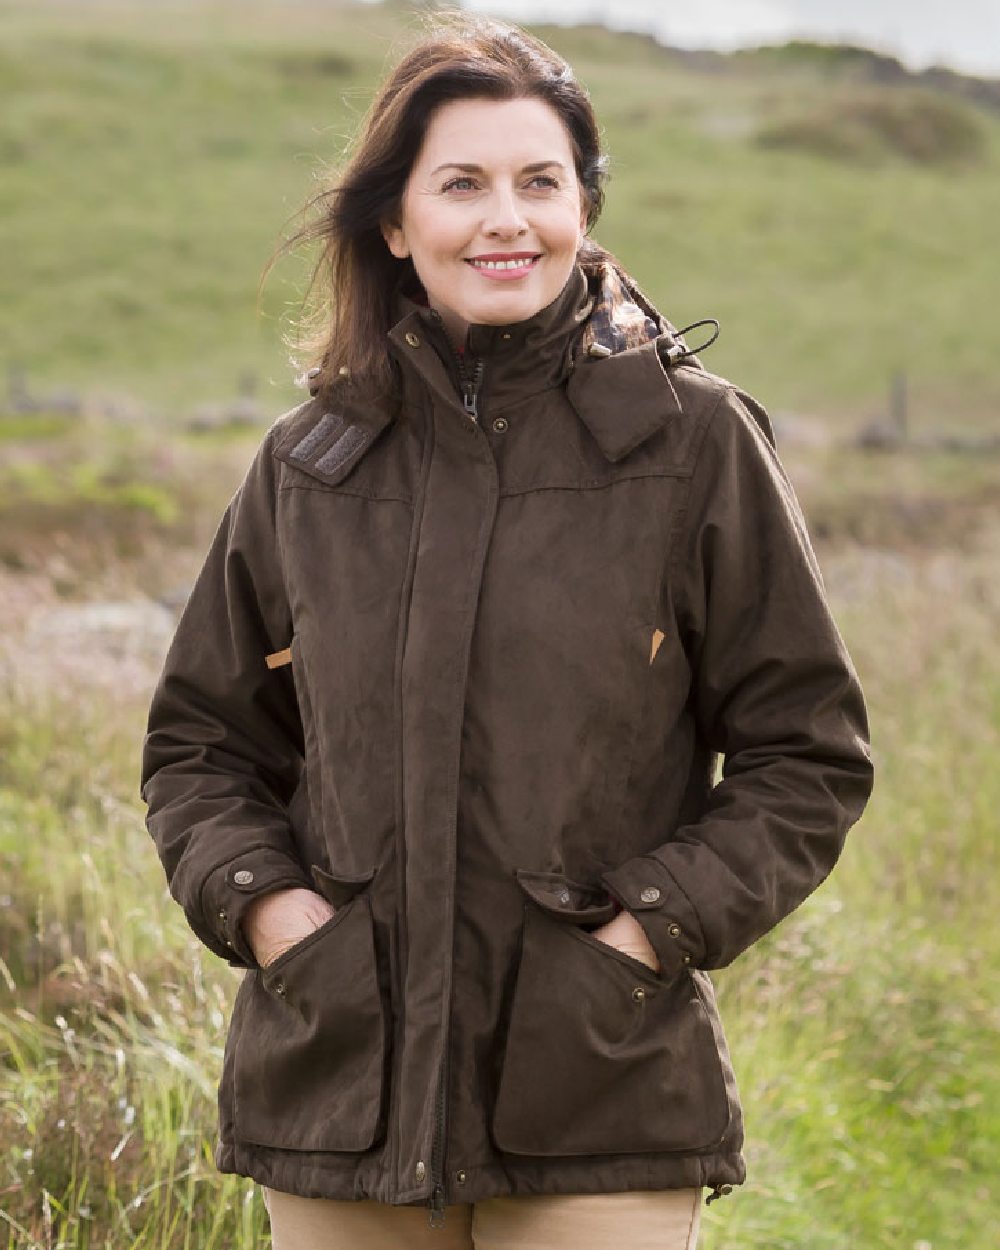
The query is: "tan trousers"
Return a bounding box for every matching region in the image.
[262,1184,702,1250]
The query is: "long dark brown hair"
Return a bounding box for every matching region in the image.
[259,11,614,402]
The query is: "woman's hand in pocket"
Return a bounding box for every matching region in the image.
[242,887,336,969]
[587,908,661,972]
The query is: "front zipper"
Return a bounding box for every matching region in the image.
[421,310,480,1230]
[428,309,485,425]
[427,1041,449,1228]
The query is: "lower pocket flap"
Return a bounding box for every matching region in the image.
[311,863,378,910]
[513,867,618,925]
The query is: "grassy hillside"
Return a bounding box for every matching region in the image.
[2,0,1000,425]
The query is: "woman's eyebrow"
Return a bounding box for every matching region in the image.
[428,160,568,176]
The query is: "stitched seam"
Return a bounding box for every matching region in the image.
[501,471,691,500]
[665,385,729,588]
[277,483,413,503]
[385,400,434,1197]
[486,380,568,417]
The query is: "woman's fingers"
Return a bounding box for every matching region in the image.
[587,910,661,971]
[244,887,336,967]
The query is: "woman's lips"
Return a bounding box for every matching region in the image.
[465,255,541,280]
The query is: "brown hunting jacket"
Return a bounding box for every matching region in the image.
[140,258,874,1224]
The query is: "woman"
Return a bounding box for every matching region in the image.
[140,14,874,1250]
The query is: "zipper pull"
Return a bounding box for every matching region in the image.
[462,359,485,424]
[462,381,478,423]
[427,1182,447,1228]
[705,1183,734,1205]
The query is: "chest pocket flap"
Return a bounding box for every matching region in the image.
[272,407,393,489]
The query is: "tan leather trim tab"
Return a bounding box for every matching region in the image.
[265,647,292,669]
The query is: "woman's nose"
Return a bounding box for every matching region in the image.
[482,188,528,237]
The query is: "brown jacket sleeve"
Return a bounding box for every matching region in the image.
[140,422,311,967]
[601,383,875,976]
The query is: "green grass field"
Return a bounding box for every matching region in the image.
[1,2,999,1246]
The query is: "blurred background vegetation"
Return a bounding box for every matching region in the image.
[1,1,997,1246]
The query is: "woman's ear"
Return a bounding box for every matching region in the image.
[381,215,409,260]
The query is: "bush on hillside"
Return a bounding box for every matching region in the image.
[757,88,986,166]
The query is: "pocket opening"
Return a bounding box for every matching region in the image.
[257,897,355,980]
[565,921,665,986]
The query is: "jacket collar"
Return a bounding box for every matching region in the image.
[387,263,592,416]
[388,257,689,461]
[283,257,693,484]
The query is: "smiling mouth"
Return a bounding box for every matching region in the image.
[465,255,541,274]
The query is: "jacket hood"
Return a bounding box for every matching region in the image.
[567,261,700,461]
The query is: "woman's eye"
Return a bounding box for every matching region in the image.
[528,175,559,189]
[442,176,478,192]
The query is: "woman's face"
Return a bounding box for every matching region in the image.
[382,96,589,345]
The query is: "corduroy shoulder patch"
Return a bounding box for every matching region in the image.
[273,402,391,489]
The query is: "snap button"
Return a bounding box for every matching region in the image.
[500,332,512,341]
[404,331,420,348]
[492,416,508,433]
[273,977,286,996]
[217,908,227,921]
[233,869,254,886]
[668,922,682,937]
[415,1161,426,1181]
[455,1169,467,1184]
[632,986,646,1001]
[682,953,692,964]
[557,888,571,904]
[639,886,660,903]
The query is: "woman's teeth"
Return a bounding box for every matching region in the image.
[469,257,537,270]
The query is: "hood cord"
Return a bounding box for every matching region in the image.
[660,318,721,366]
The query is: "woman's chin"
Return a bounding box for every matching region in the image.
[463,296,546,328]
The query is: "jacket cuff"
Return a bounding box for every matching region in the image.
[600,857,704,977]
[199,848,311,968]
